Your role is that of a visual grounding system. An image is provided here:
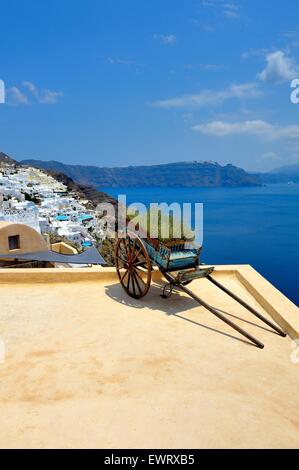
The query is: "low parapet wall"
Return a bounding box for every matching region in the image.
[0,264,298,339]
[0,266,163,283]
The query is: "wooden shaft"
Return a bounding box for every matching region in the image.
[163,271,264,349]
[207,275,286,337]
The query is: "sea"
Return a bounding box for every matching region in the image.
[100,184,299,306]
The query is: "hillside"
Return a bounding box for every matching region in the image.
[0,152,18,166]
[0,151,117,208]
[45,169,117,209]
[21,160,263,188]
[270,165,299,175]
[259,165,299,184]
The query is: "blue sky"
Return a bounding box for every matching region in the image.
[1,0,299,171]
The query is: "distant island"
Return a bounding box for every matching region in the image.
[0,152,295,188]
[21,159,263,188]
[255,165,299,184]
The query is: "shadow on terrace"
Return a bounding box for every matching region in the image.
[104,280,279,348]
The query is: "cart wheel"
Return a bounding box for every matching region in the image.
[115,234,152,299]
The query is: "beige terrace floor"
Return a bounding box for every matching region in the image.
[0,266,298,449]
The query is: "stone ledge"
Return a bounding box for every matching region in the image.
[0,264,297,338]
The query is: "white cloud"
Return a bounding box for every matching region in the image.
[104,56,144,73]
[154,34,176,45]
[38,90,64,104]
[223,9,239,18]
[260,151,281,161]
[192,119,299,141]
[7,81,63,105]
[201,1,240,19]
[258,51,299,83]
[191,20,216,32]
[282,29,299,40]
[241,48,270,60]
[152,82,261,109]
[184,63,223,71]
[202,24,215,32]
[7,87,29,105]
[198,63,224,70]
[106,57,135,67]
[193,120,272,137]
[22,81,39,97]
[200,23,215,33]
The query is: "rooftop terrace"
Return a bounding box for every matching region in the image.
[0,265,298,448]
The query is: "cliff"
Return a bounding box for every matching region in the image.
[21,160,263,188]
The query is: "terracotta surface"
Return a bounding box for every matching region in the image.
[51,242,78,255]
[0,221,47,254]
[0,267,298,449]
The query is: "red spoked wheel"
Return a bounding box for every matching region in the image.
[115,233,152,299]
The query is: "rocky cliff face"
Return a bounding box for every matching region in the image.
[21,159,263,187]
[0,152,18,166]
[34,169,117,209]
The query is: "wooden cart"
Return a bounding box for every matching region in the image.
[115,233,286,349]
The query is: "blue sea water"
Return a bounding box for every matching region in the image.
[100,184,299,306]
